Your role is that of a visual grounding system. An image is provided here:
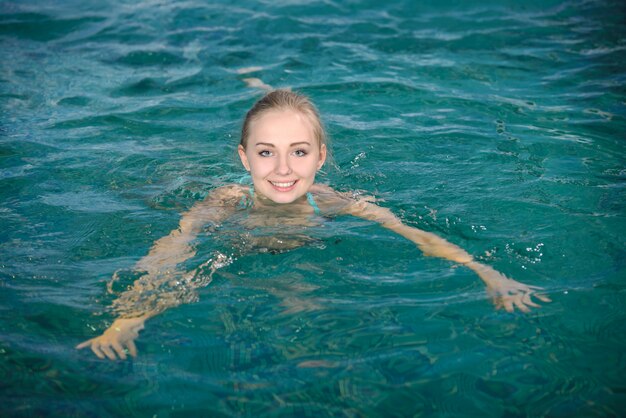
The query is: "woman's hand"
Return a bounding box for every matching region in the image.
[466,262,551,313]
[76,317,146,360]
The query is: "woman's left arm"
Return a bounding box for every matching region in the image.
[341,199,550,312]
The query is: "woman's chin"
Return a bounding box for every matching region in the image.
[262,189,304,205]
[267,194,299,205]
[256,183,304,204]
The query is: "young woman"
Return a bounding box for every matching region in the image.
[77,90,550,360]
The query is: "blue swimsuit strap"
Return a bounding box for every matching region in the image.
[241,186,320,215]
[237,186,254,209]
[306,192,321,215]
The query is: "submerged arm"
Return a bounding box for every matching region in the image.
[342,199,550,312]
[107,196,230,318]
[77,186,239,360]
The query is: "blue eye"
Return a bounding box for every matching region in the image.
[259,150,272,157]
[294,149,308,157]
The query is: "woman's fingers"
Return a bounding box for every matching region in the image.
[77,339,109,359]
[491,286,551,313]
[90,344,106,360]
[522,292,540,308]
[535,293,552,303]
[126,340,138,358]
[77,321,144,360]
[79,340,136,361]
[502,298,514,313]
[76,339,93,350]
[513,295,530,313]
[112,341,127,360]
[100,345,118,361]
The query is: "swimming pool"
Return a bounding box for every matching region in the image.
[1,0,625,415]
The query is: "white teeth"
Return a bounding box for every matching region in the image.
[271,181,296,188]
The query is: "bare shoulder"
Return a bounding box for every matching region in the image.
[309,184,395,221]
[309,183,359,215]
[202,184,248,206]
[309,184,377,203]
[310,183,348,200]
[309,183,337,195]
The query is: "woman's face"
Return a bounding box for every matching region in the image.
[238,109,326,204]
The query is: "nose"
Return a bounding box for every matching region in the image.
[275,154,292,176]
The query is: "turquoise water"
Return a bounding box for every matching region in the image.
[1,0,625,415]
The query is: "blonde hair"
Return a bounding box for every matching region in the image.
[240,89,327,150]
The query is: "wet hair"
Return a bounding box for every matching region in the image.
[240,89,327,150]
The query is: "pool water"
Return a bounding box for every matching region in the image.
[1,0,625,416]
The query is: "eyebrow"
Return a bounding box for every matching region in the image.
[254,141,311,147]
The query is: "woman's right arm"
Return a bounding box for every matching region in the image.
[333,193,549,313]
[77,185,242,360]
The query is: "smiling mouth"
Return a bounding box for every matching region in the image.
[269,180,298,190]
